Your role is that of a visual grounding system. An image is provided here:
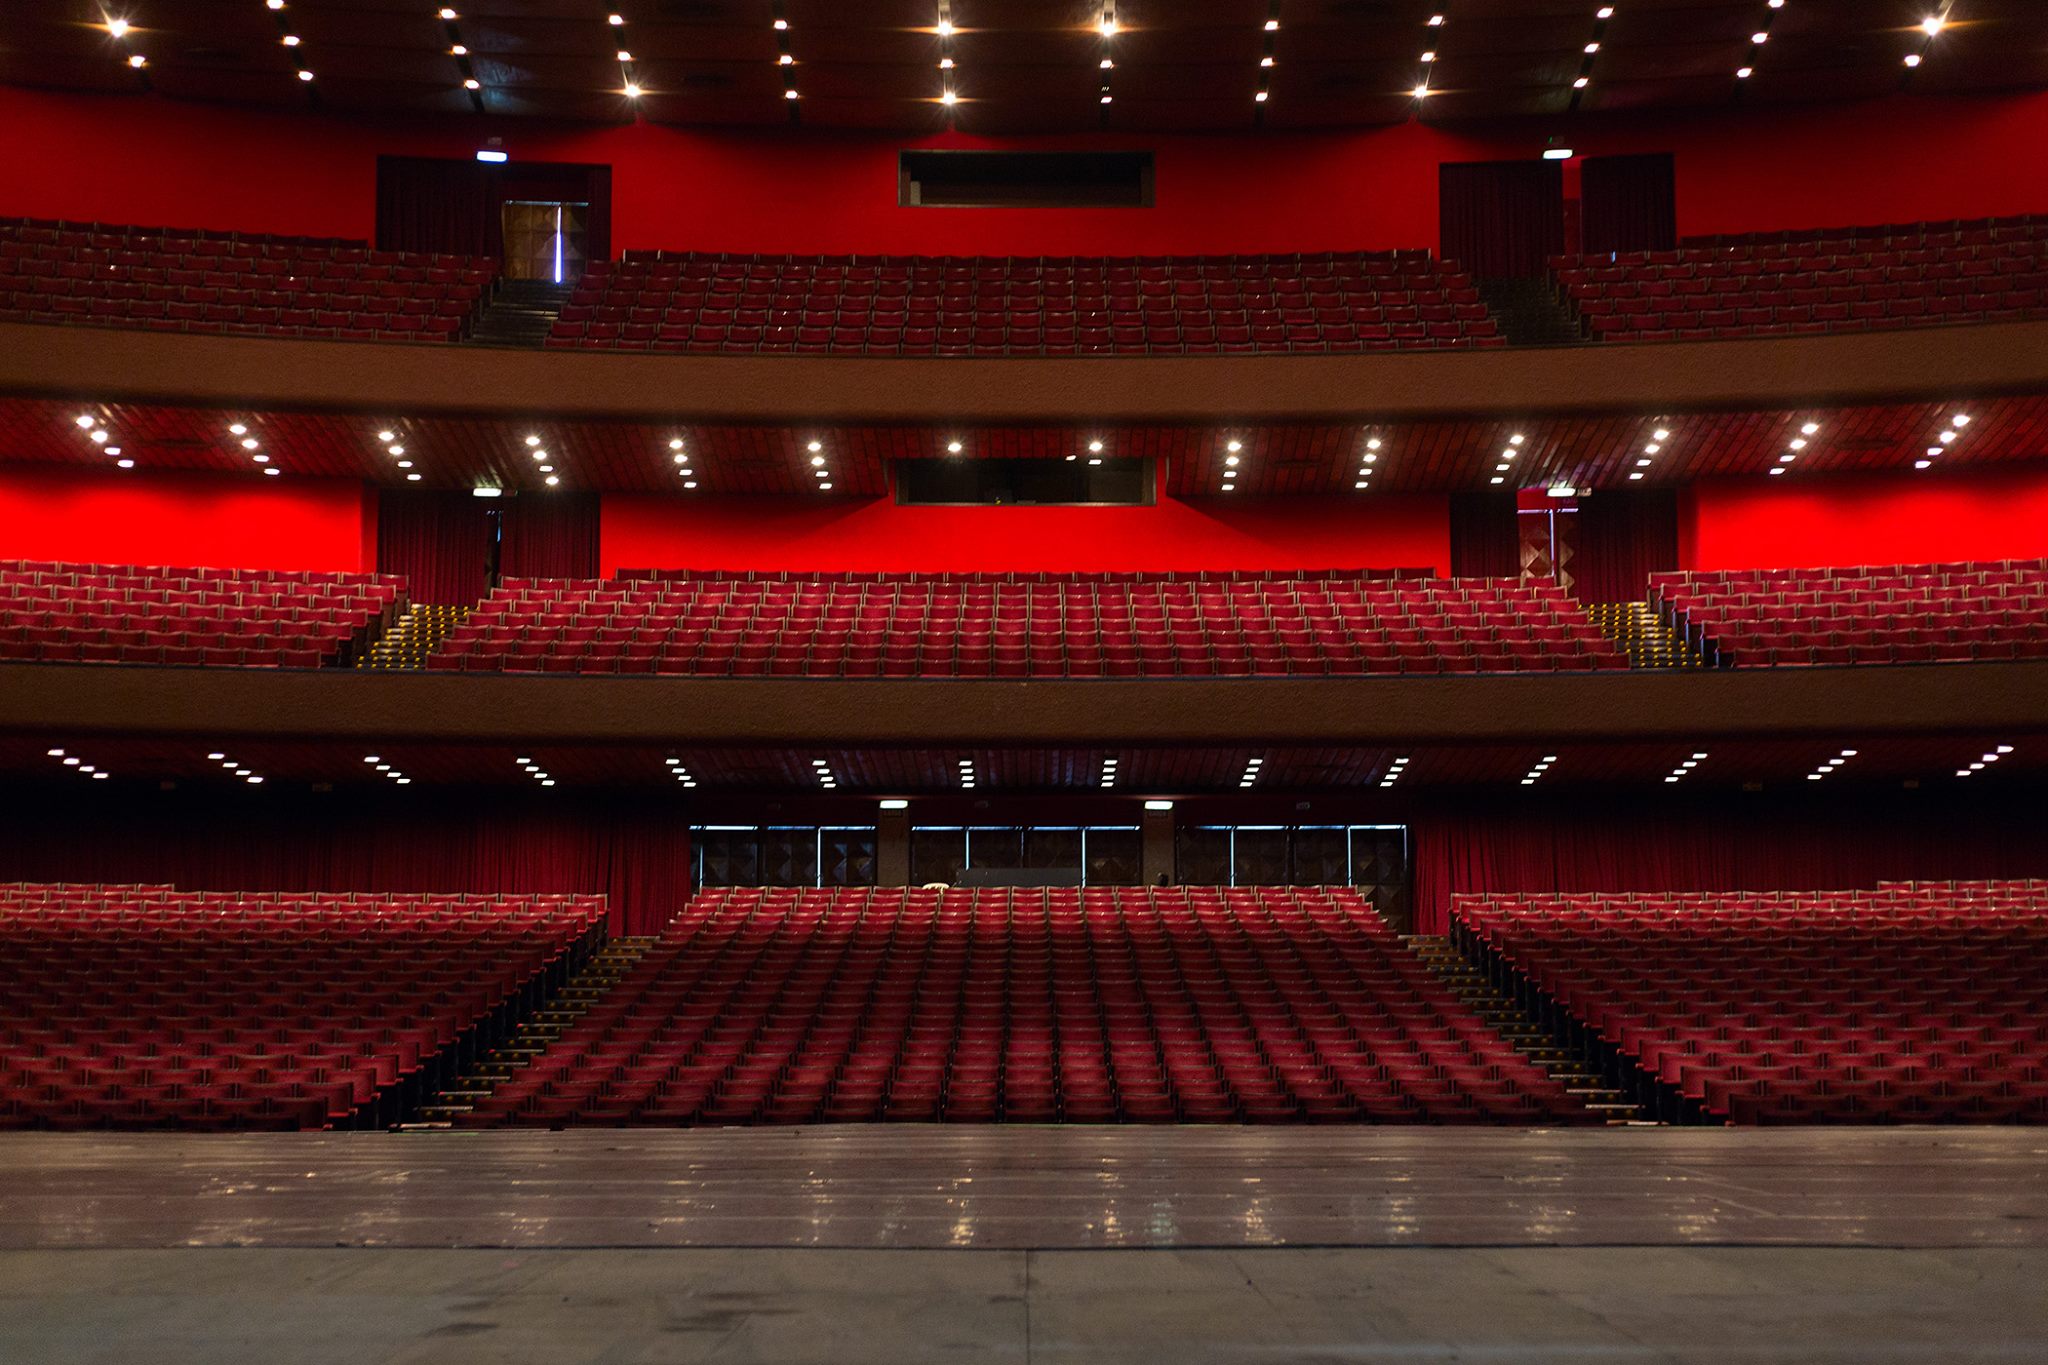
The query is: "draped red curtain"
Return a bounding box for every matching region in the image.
[376,489,495,604]
[500,492,600,580]
[1448,491,1523,579]
[375,156,612,263]
[1572,488,1678,602]
[1438,160,1566,279]
[0,786,690,935]
[1580,154,1678,257]
[1409,792,2048,934]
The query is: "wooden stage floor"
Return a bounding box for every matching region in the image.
[3,1126,2044,1362]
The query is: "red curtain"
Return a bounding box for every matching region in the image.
[0,786,690,935]
[1581,154,1678,257]
[1410,792,2048,933]
[375,156,612,263]
[1449,491,1522,578]
[500,492,599,580]
[1438,160,1566,279]
[1572,488,1678,602]
[376,490,495,604]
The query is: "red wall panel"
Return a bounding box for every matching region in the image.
[0,465,375,572]
[600,492,1451,577]
[4,85,2045,257]
[1678,465,2048,572]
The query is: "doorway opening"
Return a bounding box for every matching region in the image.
[500,201,589,284]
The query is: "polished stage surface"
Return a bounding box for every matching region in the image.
[4,1126,2045,1363]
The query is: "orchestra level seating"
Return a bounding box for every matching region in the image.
[430,572,1625,676]
[459,886,1594,1127]
[0,217,496,343]
[546,250,1502,355]
[1453,882,2048,1125]
[0,884,606,1130]
[1551,215,2048,345]
[1648,559,2048,667]
[0,561,404,668]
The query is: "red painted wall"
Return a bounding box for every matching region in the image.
[600,493,1451,577]
[1678,465,2048,572]
[4,85,2046,257]
[0,465,376,573]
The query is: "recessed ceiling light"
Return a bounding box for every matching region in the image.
[625,83,643,97]
[608,12,624,24]
[464,78,481,90]
[1736,66,1752,78]
[1903,53,1922,67]
[1412,84,1430,98]
[617,50,633,61]
[1801,422,1820,435]
[544,475,559,486]
[946,440,963,453]
[438,6,458,17]
[941,90,959,105]
[1920,16,1944,34]
[450,43,466,55]
[128,54,146,68]
[1573,77,1589,88]
[282,34,300,46]
[1088,440,1104,453]
[297,69,314,81]
[1254,91,1268,103]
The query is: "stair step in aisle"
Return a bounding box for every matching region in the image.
[1404,935,1659,1125]
[357,603,471,671]
[404,937,660,1128]
[1588,601,1709,670]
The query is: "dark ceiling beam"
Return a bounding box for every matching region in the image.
[4,661,2047,748]
[3,319,2047,427]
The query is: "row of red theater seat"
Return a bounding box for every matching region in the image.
[1454,883,2048,1125]
[0,885,605,1131]
[428,574,1626,676]
[549,250,1501,355]
[461,886,1593,1127]
[1555,217,2048,344]
[1648,560,2048,668]
[0,561,403,670]
[0,217,495,344]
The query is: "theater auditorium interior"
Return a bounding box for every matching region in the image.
[2,1,2047,1361]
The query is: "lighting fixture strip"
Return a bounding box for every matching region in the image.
[1630,424,1671,482]
[1238,756,1264,789]
[816,758,840,791]
[1568,5,1613,102]
[1805,746,1858,782]
[362,754,413,786]
[74,410,134,469]
[518,756,556,787]
[1917,411,1970,470]
[1902,4,1957,73]
[523,431,560,487]
[1097,2,1117,110]
[1221,438,1243,492]
[1488,431,1527,487]
[1378,756,1410,790]
[228,420,282,476]
[1955,743,2013,779]
[1353,433,1385,492]
[1415,8,1448,104]
[610,9,641,100]
[773,2,798,114]
[666,758,699,789]
[956,756,975,790]
[267,3,310,83]
[1520,754,1558,786]
[209,750,265,786]
[438,7,481,106]
[377,426,420,482]
[937,1,957,110]
[1735,0,1785,85]
[1663,751,1708,784]
[1099,755,1119,789]
[110,8,150,81]
[45,747,111,781]
[669,436,698,488]
[1771,419,1820,476]
[807,439,831,491]
[1254,1,1279,110]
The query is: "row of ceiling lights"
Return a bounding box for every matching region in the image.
[228,421,282,476]
[45,747,110,781]
[72,411,132,470]
[33,743,2020,790]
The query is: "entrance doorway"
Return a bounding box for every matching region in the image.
[500,201,589,284]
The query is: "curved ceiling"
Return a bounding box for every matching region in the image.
[4,0,2045,133]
